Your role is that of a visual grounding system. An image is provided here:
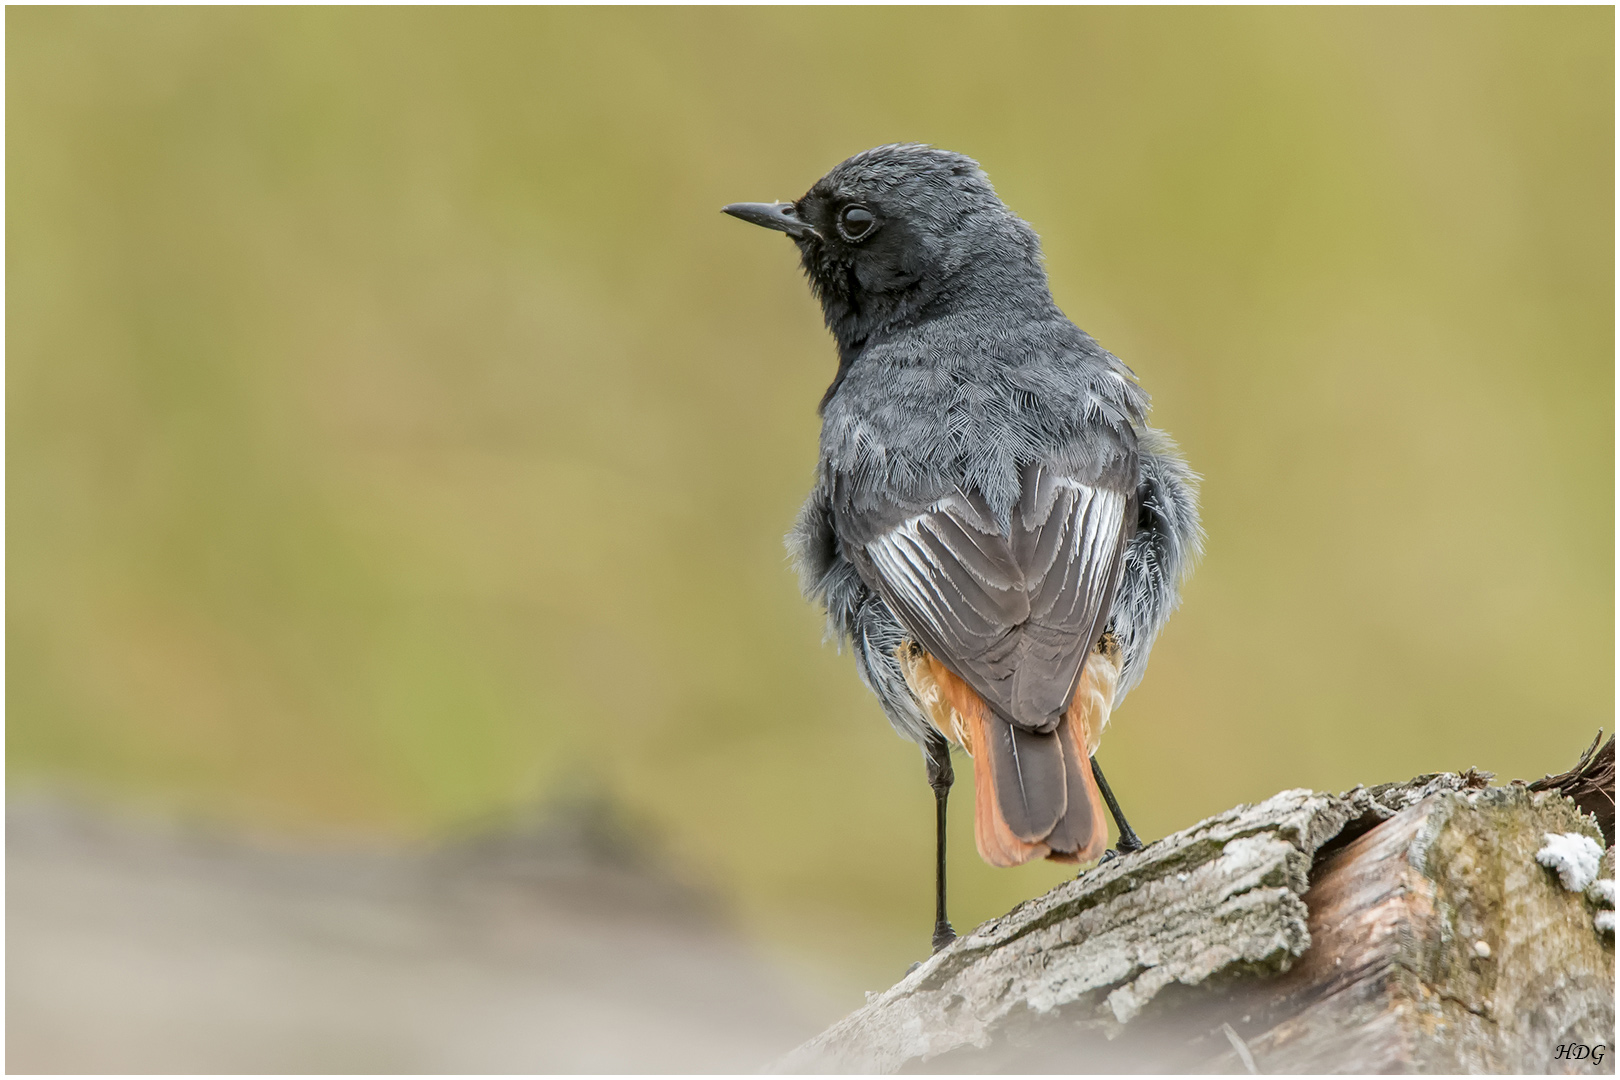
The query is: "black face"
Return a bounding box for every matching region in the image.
[782,189,892,257]
[790,184,931,320]
[724,144,1020,348]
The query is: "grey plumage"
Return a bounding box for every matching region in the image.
[744,144,1200,865]
[790,431,1201,745]
[1112,427,1204,707]
[781,145,1199,737]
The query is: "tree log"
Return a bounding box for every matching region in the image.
[776,763,1615,1073]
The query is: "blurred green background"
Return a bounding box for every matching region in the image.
[8,8,1612,992]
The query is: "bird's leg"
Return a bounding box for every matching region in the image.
[924,732,957,953]
[1091,755,1145,861]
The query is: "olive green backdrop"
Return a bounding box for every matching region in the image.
[8,7,1613,990]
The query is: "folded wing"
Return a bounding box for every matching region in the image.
[862,463,1130,731]
[854,462,1132,848]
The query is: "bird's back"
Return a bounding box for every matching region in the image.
[818,313,1147,529]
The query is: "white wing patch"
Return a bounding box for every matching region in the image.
[862,471,1130,730]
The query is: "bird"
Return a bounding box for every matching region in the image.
[724,144,1201,954]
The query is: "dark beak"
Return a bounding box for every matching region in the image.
[721,201,819,239]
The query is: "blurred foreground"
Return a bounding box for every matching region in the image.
[6,796,832,1073]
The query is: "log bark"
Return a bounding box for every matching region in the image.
[776,763,1615,1074]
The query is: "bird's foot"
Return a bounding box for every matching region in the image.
[1088,837,1147,872]
[904,924,958,974]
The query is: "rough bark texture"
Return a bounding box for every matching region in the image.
[1531,735,1616,847]
[776,769,1615,1074]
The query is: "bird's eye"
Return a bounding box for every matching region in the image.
[838,205,877,242]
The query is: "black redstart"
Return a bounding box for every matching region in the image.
[725,145,1201,952]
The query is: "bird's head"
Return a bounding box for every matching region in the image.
[724,144,1050,350]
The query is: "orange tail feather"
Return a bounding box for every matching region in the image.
[1041,706,1107,863]
[900,650,1117,868]
[918,657,1049,867]
[964,704,1052,867]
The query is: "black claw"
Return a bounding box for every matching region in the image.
[932,922,957,953]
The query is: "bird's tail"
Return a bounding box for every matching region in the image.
[1042,649,1119,864]
[912,654,1109,868]
[968,706,1107,868]
[1038,710,1108,865]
